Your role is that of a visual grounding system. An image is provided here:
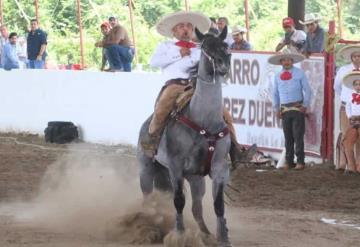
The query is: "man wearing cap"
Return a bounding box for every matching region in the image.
[141,10,255,165]
[334,45,360,171]
[342,71,360,174]
[300,13,325,56]
[97,16,133,72]
[229,26,251,51]
[275,17,306,53]
[270,50,312,170]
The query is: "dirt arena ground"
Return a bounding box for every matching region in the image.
[0,132,359,247]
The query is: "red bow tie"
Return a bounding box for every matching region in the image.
[280,71,292,81]
[352,93,360,104]
[175,40,196,48]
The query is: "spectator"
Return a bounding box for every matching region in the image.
[1,32,19,70]
[217,17,233,47]
[269,50,312,170]
[0,24,9,68]
[334,44,360,171]
[230,26,251,51]
[97,16,133,72]
[275,17,306,53]
[342,71,360,174]
[300,13,324,57]
[27,19,47,69]
[16,36,28,69]
[95,22,111,71]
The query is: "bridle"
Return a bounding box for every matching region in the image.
[200,42,217,84]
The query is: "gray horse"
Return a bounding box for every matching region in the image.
[137,26,232,247]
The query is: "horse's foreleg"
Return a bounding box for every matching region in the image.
[187,175,211,235]
[173,178,185,232]
[212,166,232,247]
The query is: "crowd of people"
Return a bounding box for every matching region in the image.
[0,19,47,70]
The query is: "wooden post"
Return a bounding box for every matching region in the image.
[336,0,343,39]
[0,0,3,25]
[128,0,137,64]
[34,0,39,23]
[184,0,189,11]
[288,0,305,30]
[76,0,85,68]
[244,0,250,41]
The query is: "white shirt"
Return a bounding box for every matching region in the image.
[345,91,360,118]
[334,63,358,103]
[279,29,306,53]
[150,40,200,81]
[0,36,8,65]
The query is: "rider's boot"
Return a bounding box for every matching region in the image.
[223,109,257,168]
[141,84,186,158]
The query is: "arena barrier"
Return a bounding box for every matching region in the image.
[0,52,326,159]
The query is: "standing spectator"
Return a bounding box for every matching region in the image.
[17,36,28,69]
[217,17,233,47]
[95,22,111,71]
[275,17,306,53]
[334,44,360,171]
[97,16,133,72]
[342,71,360,174]
[269,50,312,170]
[27,19,47,69]
[230,26,251,51]
[300,13,324,57]
[0,24,9,68]
[1,32,19,70]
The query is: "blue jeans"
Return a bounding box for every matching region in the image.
[105,45,133,72]
[28,60,45,69]
[3,63,19,71]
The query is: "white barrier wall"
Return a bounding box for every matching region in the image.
[0,69,165,145]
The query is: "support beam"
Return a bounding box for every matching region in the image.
[76,0,85,68]
[244,0,250,41]
[288,0,305,30]
[128,0,137,64]
[34,0,39,23]
[0,0,3,25]
[184,0,189,11]
[336,0,343,39]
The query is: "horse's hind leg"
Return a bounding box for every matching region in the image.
[138,153,155,196]
[187,175,211,235]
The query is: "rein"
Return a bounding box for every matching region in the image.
[200,46,216,84]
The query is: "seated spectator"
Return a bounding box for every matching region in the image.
[95,22,111,71]
[1,32,19,70]
[16,36,28,69]
[97,16,133,72]
[0,24,9,68]
[300,13,325,57]
[217,17,233,46]
[230,26,251,51]
[275,17,306,53]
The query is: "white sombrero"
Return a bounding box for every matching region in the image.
[231,26,247,35]
[156,11,211,38]
[299,13,322,25]
[268,49,305,65]
[343,71,360,89]
[338,44,360,61]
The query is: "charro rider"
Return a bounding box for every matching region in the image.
[141,10,255,166]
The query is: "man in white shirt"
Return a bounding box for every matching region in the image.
[342,71,360,174]
[275,17,306,53]
[334,45,360,170]
[142,11,256,164]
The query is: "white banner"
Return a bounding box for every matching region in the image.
[223,52,325,155]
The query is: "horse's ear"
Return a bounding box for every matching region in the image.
[219,26,228,41]
[195,27,204,42]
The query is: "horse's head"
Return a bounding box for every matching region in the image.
[195,26,231,77]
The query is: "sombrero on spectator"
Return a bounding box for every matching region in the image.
[337,44,360,61]
[299,13,322,25]
[268,49,305,65]
[231,26,247,35]
[156,11,211,38]
[342,71,360,89]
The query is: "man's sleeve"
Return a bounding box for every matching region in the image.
[149,42,182,69]
[40,31,48,45]
[315,28,325,52]
[303,34,309,53]
[334,66,344,96]
[345,101,352,118]
[272,76,280,112]
[301,70,312,108]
